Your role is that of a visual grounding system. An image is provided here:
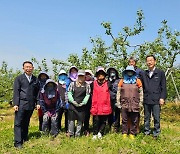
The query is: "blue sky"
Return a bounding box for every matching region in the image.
[0,0,179,70]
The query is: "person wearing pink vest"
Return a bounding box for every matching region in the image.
[91,67,112,139]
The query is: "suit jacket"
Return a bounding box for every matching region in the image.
[141,68,167,104]
[13,73,39,110]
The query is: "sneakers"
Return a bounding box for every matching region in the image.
[129,134,135,140]
[14,144,23,149]
[92,132,102,140]
[66,132,70,137]
[122,134,135,140]
[66,132,74,138]
[153,136,158,140]
[114,128,119,133]
[92,135,97,140]
[84,130,90,137]
[97,132,102,139]
[122,134,128,139]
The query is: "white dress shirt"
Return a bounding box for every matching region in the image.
[25,73,32,82]
[149,67,156,78]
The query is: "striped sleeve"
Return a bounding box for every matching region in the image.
[136,79,142,88]
[118,79,123,87]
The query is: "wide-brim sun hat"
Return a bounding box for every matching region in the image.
[69,66,78,73]
[38,71,49,79]
[43,79,57,90]
[78,70,85,76]
[59,70,67,75]
[123,65,136,75]
[85,69,94,76]
[95,66,107,77]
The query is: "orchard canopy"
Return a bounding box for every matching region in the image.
[0,10,179,103]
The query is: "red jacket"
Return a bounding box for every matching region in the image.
[91,80,112,115]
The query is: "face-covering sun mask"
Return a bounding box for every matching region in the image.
[41,78,47,82]
[127,71,134,77]
[109,72,116,81]
[46,83,56,99]
[71,73,77,78]
[59,74,68,84]
[39,78,47,89]
[70,73,78,81]
[85,75,92,81]
[59,74,67,81]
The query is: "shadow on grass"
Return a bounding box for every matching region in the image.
[29,131,42,139]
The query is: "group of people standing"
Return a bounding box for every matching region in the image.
[13,55,167,149]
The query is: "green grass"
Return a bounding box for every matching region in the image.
[0,103,180,154]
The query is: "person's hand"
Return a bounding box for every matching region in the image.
[78,101,86,107]
[44,111,52,117]
[78,103,83,107]
[72,101,79,107]
[159,98,165,106]
[36,105,41,110]
[13,105,18,111]
[115,102,121,109]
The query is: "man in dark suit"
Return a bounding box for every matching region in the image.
[141,55,167,138]
[13,61,40,148]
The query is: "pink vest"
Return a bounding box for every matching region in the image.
[91,80,112,115]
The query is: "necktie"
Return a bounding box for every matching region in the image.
[28,76,31,82]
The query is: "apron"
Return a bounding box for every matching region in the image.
[68,82,86,121]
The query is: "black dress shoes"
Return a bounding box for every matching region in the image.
[14,144,23,149]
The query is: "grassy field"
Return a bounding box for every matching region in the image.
[0,102,180,154]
